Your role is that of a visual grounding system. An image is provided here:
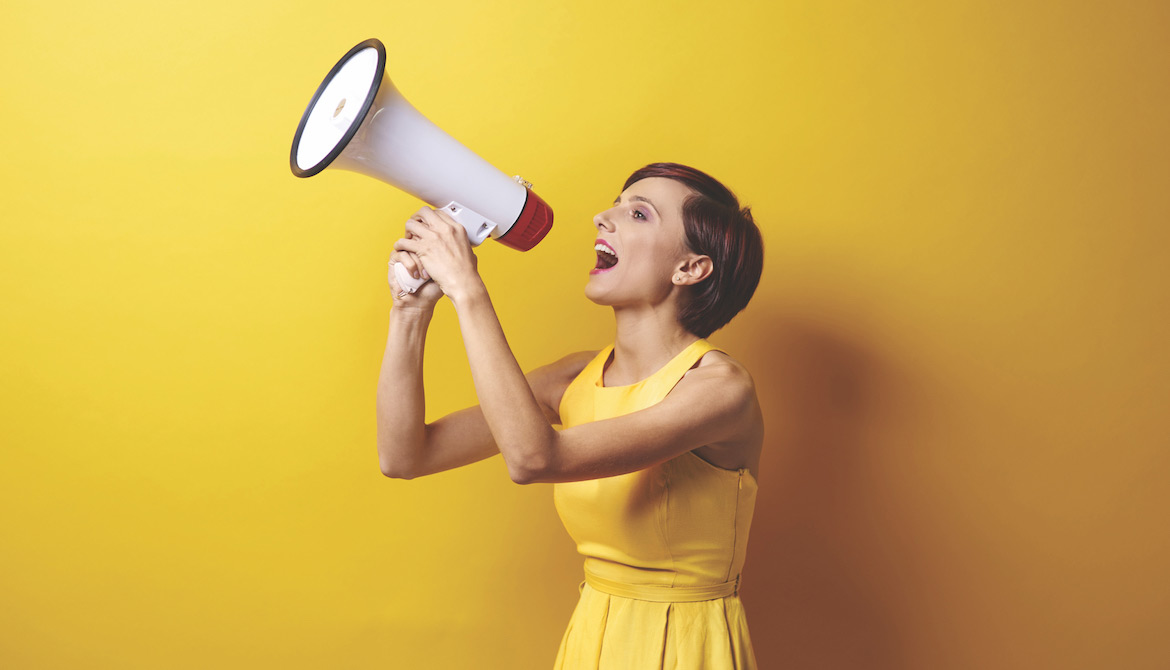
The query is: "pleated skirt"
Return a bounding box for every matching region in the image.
[553,579,758,669]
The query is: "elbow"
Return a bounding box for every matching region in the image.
[508,465,534,485]
[506,453,548,486]
[377,444,419,480]
[381,462,416,480]
[506,434,557,485]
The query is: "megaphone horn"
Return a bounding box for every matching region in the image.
[290,38,553,293]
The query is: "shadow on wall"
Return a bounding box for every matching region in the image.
[735,312,918,670]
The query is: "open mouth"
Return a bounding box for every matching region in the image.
[593,241,619,272]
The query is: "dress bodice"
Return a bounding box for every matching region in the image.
[552,339,759,589]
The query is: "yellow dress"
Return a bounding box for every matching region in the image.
[552,339,759,669]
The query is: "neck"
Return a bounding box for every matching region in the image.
[607,303,701,385]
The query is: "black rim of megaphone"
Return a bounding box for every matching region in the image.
[290,38,387,178]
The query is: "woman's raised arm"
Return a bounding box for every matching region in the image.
[392,207,760,485]
[374,298,510,480]
[375,243,451,478]
[376,234,593,479]
[375,301,591,478]
[377,331,593,480]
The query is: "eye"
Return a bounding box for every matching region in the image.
[611,198,649,221]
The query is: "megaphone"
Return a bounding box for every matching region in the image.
[290,38,553,294]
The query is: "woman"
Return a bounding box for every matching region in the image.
[377,162,765,669]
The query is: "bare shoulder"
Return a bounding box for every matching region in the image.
[680,349,763,474]
[675,348,760,437]
[530,349,599,384]
[684,349,756,395]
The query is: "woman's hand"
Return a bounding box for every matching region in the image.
[388,245,443,312]
[393,206,484,305]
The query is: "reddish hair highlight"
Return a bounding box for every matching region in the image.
[623,163,764,338]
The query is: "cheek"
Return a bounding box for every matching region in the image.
[647,239,684,275]
[623,234,683,280]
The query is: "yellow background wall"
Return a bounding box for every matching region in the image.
[2,1,1166,668]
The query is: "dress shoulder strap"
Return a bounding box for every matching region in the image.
[557,346,613,428]
[579,345,614,383]
[558,340,726,425]
[641,338,723,399]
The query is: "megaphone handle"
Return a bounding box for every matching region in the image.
[392,261,428,294]
[390,202,494,295]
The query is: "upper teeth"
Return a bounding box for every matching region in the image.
[595,244,617,257]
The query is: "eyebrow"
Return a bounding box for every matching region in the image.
[613,195,658,212]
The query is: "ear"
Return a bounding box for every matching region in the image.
[672,254,713,286]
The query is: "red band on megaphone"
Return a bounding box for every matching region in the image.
[497,188,554,251]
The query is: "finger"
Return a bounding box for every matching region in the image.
[413,207,438,227]
[394,236,423,255]
[396,250,421,279]
[418,207,462,239]
[408,251,430,280]
[402,251,430,280]
[387,250,407,275]
[404,217,435,240]
[426,207,463,236]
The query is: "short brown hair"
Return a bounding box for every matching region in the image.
[622,163,764,338]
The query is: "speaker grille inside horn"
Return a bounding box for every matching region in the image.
[290,40,386,177]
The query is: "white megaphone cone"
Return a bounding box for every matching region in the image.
[290,38,553,293]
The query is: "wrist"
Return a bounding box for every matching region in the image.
[391,304,435,323]
[448,276,489,310]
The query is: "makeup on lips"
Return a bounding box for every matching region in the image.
[592,238,619,274]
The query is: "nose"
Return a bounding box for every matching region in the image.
[594,209,615,232]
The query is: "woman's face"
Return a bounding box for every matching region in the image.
[585,177,699,308]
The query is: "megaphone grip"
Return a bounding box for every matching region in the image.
[392,261,428,294]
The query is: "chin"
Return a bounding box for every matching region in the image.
[586,270,636,307]
[583,279,612,306]
[586,267,671,307]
